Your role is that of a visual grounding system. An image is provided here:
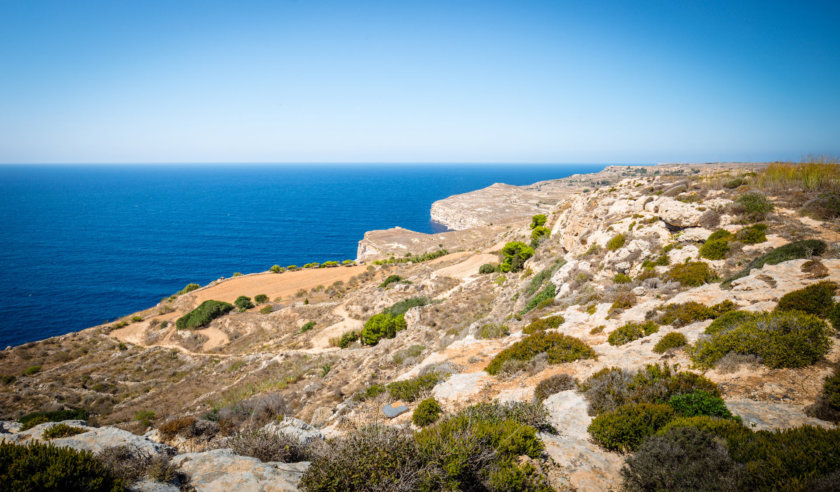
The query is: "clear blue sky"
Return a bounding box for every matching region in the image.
[0,0,838,164]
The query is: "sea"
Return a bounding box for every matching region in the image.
[0,163,609,347]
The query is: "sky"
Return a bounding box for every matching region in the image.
[0,0,838,164]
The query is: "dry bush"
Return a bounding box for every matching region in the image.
[96,445,179,485]
[223,430,310,463]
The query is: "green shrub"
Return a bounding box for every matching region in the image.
[808,365,840,423]
[653,332,687,353]
[259,305,272,314]
[775,281,837,318]
[478,263,497,274]
[608,321,659,346]
[379,274,403,288]
[286,264,298,270]
[412,398,443,427]
[485,332,595,375]
[691,310,831,369]
[19,408,89,430]
[587,403,675,451]
[830,303,840,332]
[387,374,442,402]
[707,229,733,242]
[352,384,386,402]
[736,223,768,244]
[659,300,734,327]
[360,313,406,345]
[607,233,626,251]
[522,315,565,334]
[613,273,632,284]
[234,295,254,312]
[476,323,509,339]
[699,237,730,260]
[134,410,155,428]
[524,260,564,296]
[800,191,840,220]
[270,264,283,273]
[174,282,201,296]
[301,321,315,332]
[23,365,41,376]
[393,344,425,364]
[722,239,827,287]
[320,261,339,268]
[733,192,774,221]
[338,330,360,348]
[668,390,734,419]
[521,283,555,314]
[342,259,354,265]
[530,214,547,229]
[254,294,268,304]
[0,441,124,491]
[530,226,551,245]
[499,241,534,273]
[384,297,428,316]
[130,315,142,323]
[42,423,86,439]
[534,374,576,401]
[0,374,15,385]
[723,177,747,189]
[176,300,233,330]
[666,261,717,286]
[705,310,760,334]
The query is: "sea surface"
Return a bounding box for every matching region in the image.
[0,163,608,347]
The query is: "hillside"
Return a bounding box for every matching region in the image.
[2,162,840,491]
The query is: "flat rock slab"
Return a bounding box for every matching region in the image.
[172,448,309,492]
[382,402,409,418]
[431,372,493,401]
[726,398,833,431]
[0,421,172,457]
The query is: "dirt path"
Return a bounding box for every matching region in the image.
[433,253,498,281]
[310,302,363,349]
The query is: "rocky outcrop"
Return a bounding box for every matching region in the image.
[171,448,309,491]
[0,420,174,457]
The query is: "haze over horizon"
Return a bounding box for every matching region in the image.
[1,0,838,165]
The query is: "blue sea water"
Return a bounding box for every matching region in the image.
[0,163,607,347]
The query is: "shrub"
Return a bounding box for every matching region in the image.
[301,321,316,332]
[0,374,15,385]
[530,214,547,229]
[19,408,89,430]
[522,315,565,334]
[134,410,155,428]
[0,441,124,491]
[723,176,747,189]
[226,430,309,463]
[352,384,386,402]
[800,191,840,220]
[705,310,760,334]
[360,313,406,345]
[808,366,840,423]
[485,332,596,375]
[387,374,442,402]
[534,374,576,401]
[722,239,827,287]
[286,264,298,270]
[613,273,632,284]
[384,297,428,316]
[659,300,734,327]
[23,365,41,376]
[259,305,272,314]
[254,294,268,304]
[393,344,425,365]
[459,401,553,433]
[412,398,443,427]
[476,323,509,339]
[653,332,687,353]
[581,364,720,416]
[699,237,730,260]
[666,261,717,287]
[379,274,403,288]
[174,282,200,296]
[736,223,767,244]
[158,416,197,439]
[608,321,659,346]
[338,330,360,348]
[587,403,675,451]
[270,264,282,273]
[176,300,233,330]
[668,391,734,419]
[530,226,551,245]
[96,445,178,484]
[42,423,86,439]
[622,426,743,491]
[733,192,774,221]
[775,281,837,318]
[320,261,339,268]
[499,241,534,273]
[130,315,142,323]
[609,291,637,312]
[521,283,555,314]
[234,295,254,312]
[607,233,626,251]
[478,263,497,274]
[691,310,831,369]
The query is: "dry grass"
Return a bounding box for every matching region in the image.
[756,159,840,193]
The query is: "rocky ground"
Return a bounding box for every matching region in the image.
[2,162,839,491]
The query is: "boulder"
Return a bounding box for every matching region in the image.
[263,418,323,446]
[171,448,309,492]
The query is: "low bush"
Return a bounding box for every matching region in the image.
[705,310,760,334]
[360,313,406,345]
[478,263,497,274]
[722,239,827,287]
[588,403,675,451]
[270,264,283,273]
[530,214,547,229]
[699,236,731,260]
[499,241,534,273]
[736,223,767,244]
[352,384,386,402]
[338,330,359,348]
[581,364,720,416]
[485,332,596,375]
[393,344,425,365]
[476,323,509,339]
[534,374,576,401]
[387,373,442,402]
[23,365,41,376]
[42,423,86,439]
[521,283,555,314]
[666,261,717,287]
[254,294,268,304]
[174,282,200,296]
[668,390,734,419]
[800,191,840,220]
[19,408,89,430]
[96,445,177,485]
[608,321,658,346]
[653,332,687,353]
[158,416,197,439]
[691,310,831,369]
[259,305,272,314]
[607,233,626,251]
[412,398,443,427]
[808,366,840,423]
[234,295,254,312]
[0,441,124,491]
[134,410,155,428]
[300,321,315,332]
[775,281,837,318]
[176,300,233,330]
[613,273,632,284]
[379,274,403,288]
[609,291,637,312]
[384,297,428,316]
[733,192,774,221]
[659,300,734,327]
[522,315,565,334]
[530,225,551,245]
[226,430,309,463]
[723,176,747,189]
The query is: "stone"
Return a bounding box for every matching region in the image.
[431,372,493,402]
[382,401,409,418]
[0,421,173,457]
[263,417,323,446]
[172,448,309,492]
[309,407,332,428]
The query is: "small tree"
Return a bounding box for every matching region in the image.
[530,214,547,229]
[234,296,254,312]
[500,241,534,273]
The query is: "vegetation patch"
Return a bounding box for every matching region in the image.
[732,192,774,221]
[653,332,687,353]
[658,300,734,327]
[613,273,632,284]
[608,321,659,346]
[691,310,831,369]
[42,423,86,439]
[606,233,626,251]
[665,261,717,287]
[722,239,827,287]
[338,330,359,348]
[522,315,565,334]
[384,297,428,316]
[534,374,576,401]
[808,365,840,423]
[379,275,404,288]
[176,300,233,330]
[735,223,767,244]
[699,230,732,260]
[361,313,406,346]
[668,390,734,419]
[19,408,89,431]
[0,441,124,491]
[412,398,443,427]
[523,260,564,297]
[774,281,837,318]
[478,263,497,274]
[521,283,556,314]
[300,321,316,332]
[387,373,444,402]
[476,323,510,339]
[485,332,596,375]
[500,241,534,273]
[588,403,675,451]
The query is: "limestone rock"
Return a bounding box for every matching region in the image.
[0,421,173,457]
[171,448,309,492]
[263,418,324,446]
